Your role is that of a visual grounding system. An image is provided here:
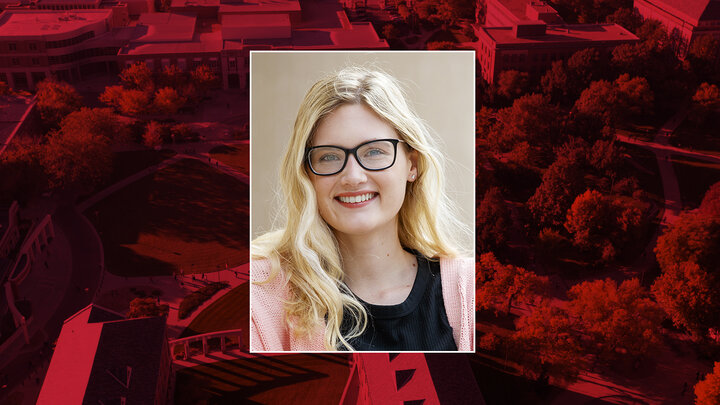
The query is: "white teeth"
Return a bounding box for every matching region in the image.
[338,193,374,203]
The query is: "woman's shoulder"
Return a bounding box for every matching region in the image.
[250,258,287,284]
[439,256,474,276]
[439,256,475,294]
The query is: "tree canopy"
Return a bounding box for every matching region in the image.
[35,78,82,128]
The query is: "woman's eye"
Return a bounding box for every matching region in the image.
[319,153,342,161]
[364,148,387,157]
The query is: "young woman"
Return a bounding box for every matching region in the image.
[251,67,473,351]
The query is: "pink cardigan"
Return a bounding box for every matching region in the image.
[250,257,475,352]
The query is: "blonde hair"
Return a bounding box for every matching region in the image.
[252,66,468,350]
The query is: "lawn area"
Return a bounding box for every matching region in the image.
[671,156,720,209]
[670,120,720,155]
[91,158,249,276]
[209,143,249,175]
[180,282,249,345]
[85,149,177,198]
[174,353,351,404]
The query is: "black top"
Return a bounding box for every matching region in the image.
[341,253,458,351]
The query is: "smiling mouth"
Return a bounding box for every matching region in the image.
[336,193,376,204]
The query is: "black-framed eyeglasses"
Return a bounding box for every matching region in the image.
[306,138,406,176]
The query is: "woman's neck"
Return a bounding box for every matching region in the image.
[335,230,418,305]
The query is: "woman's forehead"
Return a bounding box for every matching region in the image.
[310,104,398,147]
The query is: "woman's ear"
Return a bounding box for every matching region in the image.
[408,149,418,182]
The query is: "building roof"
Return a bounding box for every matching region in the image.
[495,0,562,22]
[482,23,639,46]
[118,11,224,55]
[121,28,222,54]
[37,304,167,405]
[0,9,111,37]
[37,0,101,4]
[641,0,720,25]
[135,12,196,42]
[217,0,300,14]
[83,317,167,403]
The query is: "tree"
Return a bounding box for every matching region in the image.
[527,153,585,228]
[588,139,622,179]
[426,41,457,50]
[35,78,82,128]
[190,65,218,96]
[143,121,169,148]
[689,82,720,126]
[498,93,563,146]
[120,62,154,92]
[512,303,583,383]
[687,34,720,83]
[654,213,720,273]
[41,128,112,190]
[700,181,720,217]
[382,23,398,40]
[158,64,186,89]
[636,19,669,52]
[60,108,128,144]
[476,252,547,315]
[99,85,125,110]
[652,213,720,335]
[695,362,720,405]
[0,136,47,201]
[614,74,654,119]
[573,79,618,125]
[475,106,496,139]
[119,89,152,116]
[495,70,529,100]
[564,189,613,252]
[566,48,605,94]
[541,60,570,103]
[652,261,720,336]
[171,123,198,143]
[127,297,169,319]
[476,187,511,253]
[154,87,187,115]
[604,7,642,32]
[568,278,663,362]
[565,190,647,261]
[611,42,653,77]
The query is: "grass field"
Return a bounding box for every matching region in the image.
[670,120,720,155]
[180,283,249,345]
[91,158,249,276]
[174,353,351,404]
[209,144,249,175]
[671,156,720,210]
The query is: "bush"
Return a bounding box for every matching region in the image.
[478,333,501,352]
[178,281,229,319]
[171,123,199,143]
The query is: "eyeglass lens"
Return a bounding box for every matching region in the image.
[309,140,397,175]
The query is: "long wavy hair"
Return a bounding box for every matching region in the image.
[252,66,469,350]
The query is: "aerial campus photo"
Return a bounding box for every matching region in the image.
[0,0,719,403]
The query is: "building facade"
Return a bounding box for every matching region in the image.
[485,0,564,26]
[0,0,387,90]
[477,21,639,83]
[0,8,128,88]
[634,0,720,57]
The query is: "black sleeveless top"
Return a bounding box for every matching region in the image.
[341,253,458,351]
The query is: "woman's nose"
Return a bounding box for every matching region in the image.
[340,153,367,185]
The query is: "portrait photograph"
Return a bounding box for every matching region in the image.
[249,51,476,352]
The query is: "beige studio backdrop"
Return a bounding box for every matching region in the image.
[250,51,475,253]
